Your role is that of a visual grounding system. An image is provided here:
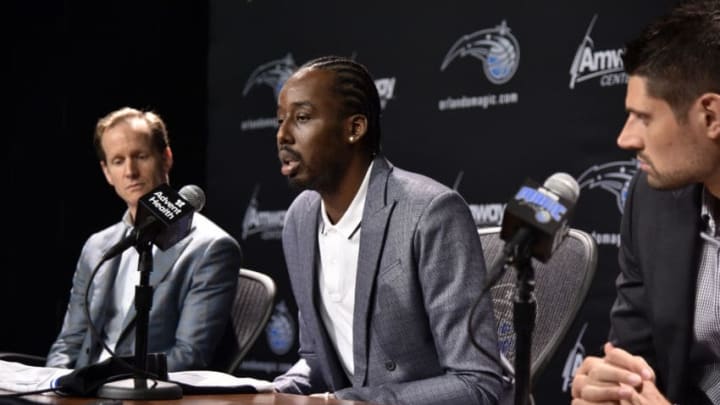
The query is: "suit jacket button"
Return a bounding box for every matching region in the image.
[385,361,396,371]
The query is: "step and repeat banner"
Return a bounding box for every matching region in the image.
[206,1,676,402]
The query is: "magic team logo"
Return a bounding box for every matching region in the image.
[441,20,520,85]
[491,281,518,364]
[241,185,286,240]
[265,301,296,356]
[576,159,638,246]
[243,53,297,100]
[514,185,568,224]
[577,159,637,214]
[241,54,297,132]
[438,21,521,111]
[569,15,626,89]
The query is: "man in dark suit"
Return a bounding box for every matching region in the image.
[46,107,242,371]
[571,1,720,404]
[271,56,507,404]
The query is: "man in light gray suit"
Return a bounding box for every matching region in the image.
[272,56,506,404]
[46,107,242,371]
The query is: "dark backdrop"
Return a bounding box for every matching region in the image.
[5,1,208,356]
[205,1,677,404]
[5,2,679,404]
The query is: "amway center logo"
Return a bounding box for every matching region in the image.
[375,77,396,110]
[241,185,285,241]
[569,15,626,89]
[441,20,520,85]
[453,171,506,227]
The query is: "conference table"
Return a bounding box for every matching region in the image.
[0,392,374,405]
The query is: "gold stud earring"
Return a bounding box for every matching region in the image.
[349,136,355,142]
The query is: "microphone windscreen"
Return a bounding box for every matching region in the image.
[179,184,206,212]
[543,172,580,203]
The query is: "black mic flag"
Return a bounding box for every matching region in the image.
[500,172,580,263]
[101,184,202,261]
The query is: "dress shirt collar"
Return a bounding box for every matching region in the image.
[701,187,719,237]
[319,161,374,240]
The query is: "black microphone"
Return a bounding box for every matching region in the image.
[499,172,580,263]
[101,184,206,261]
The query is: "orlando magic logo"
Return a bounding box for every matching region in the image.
[491,282,519,364]
[440,20,520,85]
[242,53,297,100]
[577,159,638,214]
[515,185,568,224]
[265,301,296,356]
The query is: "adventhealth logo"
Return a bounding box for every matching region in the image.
[569,15,626,89]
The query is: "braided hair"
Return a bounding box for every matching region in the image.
[300,56,382,154]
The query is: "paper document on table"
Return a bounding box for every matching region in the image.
[168,370,274,394]
[0,359,274,395]
[0,360,71,393]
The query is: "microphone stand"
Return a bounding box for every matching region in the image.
[97,240,182,399]
[506,239,535,405]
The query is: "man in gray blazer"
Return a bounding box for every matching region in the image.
[272,56,506,404]
[46,107,242,372]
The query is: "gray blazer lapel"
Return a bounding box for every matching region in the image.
[150,236,193,287]
[298,197,321,310]
[82,228,126,364]
[90,223,129,326]
[90,256,122,328]
[352,157,396,386]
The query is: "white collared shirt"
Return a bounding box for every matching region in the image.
[692,188,720,400]
[317,162,373,377]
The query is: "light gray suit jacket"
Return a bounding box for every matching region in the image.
[274,156,506,405]
[46,213,242,372]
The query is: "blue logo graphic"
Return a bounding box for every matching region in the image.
[515,186,567,223]
[243,54,297,100]
[440,20,520,85]
[265,301,296,356]
[577,159,638,214]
